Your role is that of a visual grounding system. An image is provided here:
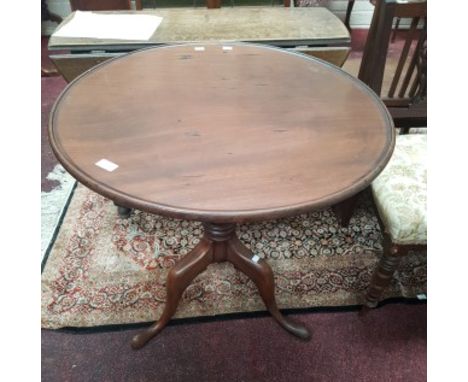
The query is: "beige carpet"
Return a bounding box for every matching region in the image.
[42,184,426,329]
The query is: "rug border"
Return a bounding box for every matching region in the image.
[42,184,426,330]
[42,297,426,334]
[41,181,78,273]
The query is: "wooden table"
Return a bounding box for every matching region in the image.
[48,6,351,82]
[49,43,394,349]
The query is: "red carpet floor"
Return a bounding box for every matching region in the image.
[41,30,426,381]
[43,304,426,382]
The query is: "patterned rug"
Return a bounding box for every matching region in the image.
[41,184,426,329]
[41,165,76,262]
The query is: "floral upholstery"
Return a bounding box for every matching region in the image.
[371,134,427,245]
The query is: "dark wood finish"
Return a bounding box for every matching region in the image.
[364,235,402,308]
[131,222,310,349]
[336,0,427,228]
[290,47,351,68]
[48,7,350,82]
[345,0,376,31]
[113,202,133,218]
[49,43,394,224]
[333,192,361,226]
[206,0,221,8]
[360,190,427,309]
[344,0,356,31]
[51,47,351,83]
[50,53,121,83]
[364,231,426,308]
[358,0,427,128]
[49,43,394,347]
[117,206,132,218]
[69,0,137,11]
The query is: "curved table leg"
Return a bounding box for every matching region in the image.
[227,236,311,340]
[131,239,213,349]
[131,222,310,349]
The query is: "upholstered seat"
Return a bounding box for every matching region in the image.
[371,134,427,245]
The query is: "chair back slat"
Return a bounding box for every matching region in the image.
[409,24,427,101]
[397,35,419,98]
[387,16,420,98]
[358,0,426,128]
[358,0,396,96]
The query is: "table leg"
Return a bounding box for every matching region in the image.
[131,239,213,349]
[227,236,310,340]
[333,193,360,227]
[131,222,310,349]
[113,202,132,218]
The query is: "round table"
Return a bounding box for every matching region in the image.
[49,43,395,349]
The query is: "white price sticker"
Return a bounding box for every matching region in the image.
[95,158,119,172]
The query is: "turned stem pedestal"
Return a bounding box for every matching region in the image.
[131,222,310,349]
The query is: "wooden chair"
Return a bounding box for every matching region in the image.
[42,0,63,77]
[365,132,426,307]
[359,0,427,131]
[345,0,377,31]
[336,0,427,307]
[69,0,143,11]
[365,0,426,307]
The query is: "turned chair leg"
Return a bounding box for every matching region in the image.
[364,238,403,308]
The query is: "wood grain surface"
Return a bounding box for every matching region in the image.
[48,7,350,50]
[49,43,394,223]
[51,47,350,83]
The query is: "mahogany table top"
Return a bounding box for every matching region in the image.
[49,43,395,223]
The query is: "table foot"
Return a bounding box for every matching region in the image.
[118,206,132,218]
[131,223,310,349]
[113,202,132,218]
[131,239,212,349]
[227,236,311,340]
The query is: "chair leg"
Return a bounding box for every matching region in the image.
[364,240,402,308]
[345,0,355,32]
